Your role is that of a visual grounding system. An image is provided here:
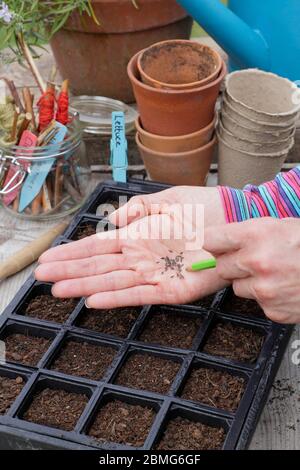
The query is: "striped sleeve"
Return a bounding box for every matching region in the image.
[219,166,300,223]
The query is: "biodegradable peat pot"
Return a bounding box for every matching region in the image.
[137,40,222,90]
[222,97,297,131]
[136,132,216,185]
[128,52,226,136]
[135,115,216,153]
[50,0,192,103]
[221,109,295,142]
[217,133,295,188]
[225,69,300,124]
[218,118,295,154]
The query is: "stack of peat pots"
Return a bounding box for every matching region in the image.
[127,40,226,185]
[218,69,300,188]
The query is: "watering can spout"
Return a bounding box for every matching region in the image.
[177,0,270,70]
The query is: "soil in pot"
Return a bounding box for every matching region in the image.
[23,388,88,431]
[77,307,140,338]
[5,333,51,367]
[138,311,202,349]
[0,376,24,415]
[115,353,181,394]
[25,294,78,323]
[139,41,220,87]
[222,295,266,319]
[189,294,215,309]
[88,400,156,447]
[156,416,225,450]
[180,367,246,412]
[50,340,117,380]
[203,322,265,364]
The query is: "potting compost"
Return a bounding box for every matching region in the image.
[0,180,293,450]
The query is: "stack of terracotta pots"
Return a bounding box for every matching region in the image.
[218,69,300,188]
[127,40,226,185]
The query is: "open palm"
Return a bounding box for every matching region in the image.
[36,209,227,308]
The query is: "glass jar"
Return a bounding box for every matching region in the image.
[0,114,91,220]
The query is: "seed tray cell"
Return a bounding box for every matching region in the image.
[0,180,293,450]
[135,305,208,352]
[217,288,268,322]
[44,331,122,382]
[0,320,59,369]
[73,303,145,341]
[176,357,251,414]
[0,366,30,416]
[200,316,267,366]
[13,282,80,325]
[110,345,185,396]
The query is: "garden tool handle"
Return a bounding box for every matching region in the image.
[0,221,69,281]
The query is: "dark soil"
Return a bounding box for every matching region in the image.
[88,400,156,447]
[156,417,225,450]
[51,340,116,380]
[181,367,246,412]
[203,322,264,364]
[73,223,96,240]
[5,333,51,366]
[115,353,181,394]
[25,294,78,323]
[77,307,140,338]
[139,311,202,349]
[0,376,24,415]
[141,43,217,85]
[190,294,215,309]
[23,388,88,431]
[222,295,266,319]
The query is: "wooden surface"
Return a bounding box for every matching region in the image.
[1,38,300,451]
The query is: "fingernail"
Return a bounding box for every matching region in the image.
[84,298,91,309]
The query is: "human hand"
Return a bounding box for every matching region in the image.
[35,187,227,308]
[204,217,300,324]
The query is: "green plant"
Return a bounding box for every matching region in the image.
[0,1,138,90]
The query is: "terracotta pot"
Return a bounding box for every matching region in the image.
[64,0,188,33]
[221,108,295,142]
[136,115,216,153]
[136,132,216,185]
[225,70,300,124]
[217,132,295,188]
[218,118,295,154]
[50,1,192,103]
[128,52,226,136]
[222,96,297,131]
[137,40,222,90]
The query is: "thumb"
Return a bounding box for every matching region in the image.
[109,192,166,228]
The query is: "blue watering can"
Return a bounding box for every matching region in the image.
[176,0,300,81]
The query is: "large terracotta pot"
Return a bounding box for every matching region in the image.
[50,0,192,102]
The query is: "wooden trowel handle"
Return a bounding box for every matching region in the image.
[0,221,69,281]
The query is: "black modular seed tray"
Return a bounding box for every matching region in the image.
[0,179,293,450]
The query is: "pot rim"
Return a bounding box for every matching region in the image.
[221,108,296,137]
[136,115,216,141]
[222,95,298,129]
[137,39,222,90]
[128,51,227,95]
[225,69,300,118]
[217,130,295,157]
[136,131,217,156]
[218,117,295,147]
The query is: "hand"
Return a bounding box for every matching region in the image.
[35,187,228,308]
[204,217,300,324]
